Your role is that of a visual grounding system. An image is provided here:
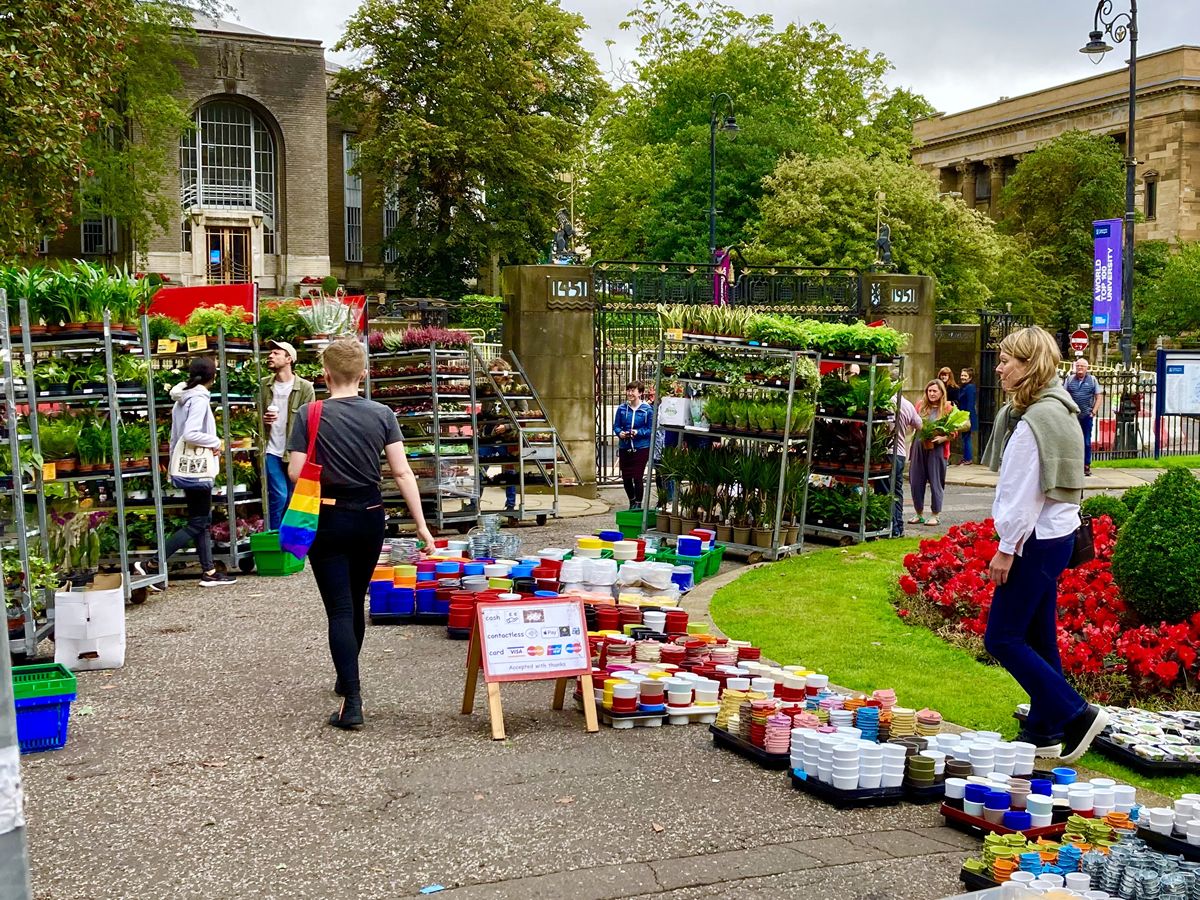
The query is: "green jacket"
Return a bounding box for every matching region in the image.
[259,374,316,455]
[981,384,1085,503]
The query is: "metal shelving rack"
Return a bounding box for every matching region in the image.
[641,334,819,562]
[471,347,580,525]
[366,342,481,534]
[149,327,263,573]
[805,354,904,544]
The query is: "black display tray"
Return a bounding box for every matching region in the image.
[446,626,470,640]
[903,779,945,805]
[708,725,790,771]
[959,867,999,892]
[1092,734,1200,774]
[790,770,904,808]
[1137,826,1200,860]
[369,612,449,626]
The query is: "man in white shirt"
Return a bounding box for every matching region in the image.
[259,340,315,531]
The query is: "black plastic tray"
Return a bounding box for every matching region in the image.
[790,770,904,808]
[903,779,945,805]
[369,612,449,626]
[1137,826,1200,860]
[1092,734,1200,774]
[959,867,999,892]
[708,725,790,771]
[446,626,470,640]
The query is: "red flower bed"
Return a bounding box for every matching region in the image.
[900,516,1200,697]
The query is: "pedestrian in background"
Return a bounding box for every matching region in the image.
[612,380,654,509]
[260,340,315,531]
[288,338,435,729]
[957,367,978,465]
[937,366,960,404]
[1063,358,1101,476]
[908,379,960,527]
[890,392,923,537]
[982,326,1105,762]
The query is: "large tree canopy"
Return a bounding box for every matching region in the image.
[0,1,208,261]
[581,0,934,262]
[997,130,1126,332]
[335,0,607,298]
[746,153,1046,321]
[1136,241,1200,342]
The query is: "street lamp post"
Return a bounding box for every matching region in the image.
[1081,0,1138,369]
[708,93,739,262]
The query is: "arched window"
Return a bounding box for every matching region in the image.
[180,101,277,253]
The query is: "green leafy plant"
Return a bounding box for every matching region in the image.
[257,299,310,344]
[321,275,340,297]
[1080,494,1131,530]
[452,295,504,335]
[918,409,971,442]
[183,304,254,340]
[298,297,357,336]
[38,418,81,461]
[147,314,183,343]
[117,421,152,460]
[1111,467,1200,624]
[76,416,113,466]
[1120,483,1152,514]
[112,353,149,384]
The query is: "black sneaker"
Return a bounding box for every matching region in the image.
[1059,705,1110,763]
[199,570,238,588]
[1015,728,1064,758]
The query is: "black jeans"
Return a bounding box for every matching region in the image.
[308,505,386,697]
[164,486,214,571]
[619,447,650,507]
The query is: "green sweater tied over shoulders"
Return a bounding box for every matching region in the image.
[981,383,1085,503]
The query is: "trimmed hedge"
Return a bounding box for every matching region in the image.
[1111,468,1200,624]
[1120,483,1152,514]
[1080,494,1131,530]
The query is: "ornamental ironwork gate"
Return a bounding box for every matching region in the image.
[592,260,863,484]
[977,310,1034,454]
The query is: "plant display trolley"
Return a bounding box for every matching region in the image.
[365,336,481,534]
[641,332,819,562]
[471,347,581,525]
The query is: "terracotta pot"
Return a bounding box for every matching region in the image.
[753,528,774,548]
[53,458,77,474]
[732,526,751,545]
[716,523,733,543]
[656,512,670,533]
[921,439,936,451]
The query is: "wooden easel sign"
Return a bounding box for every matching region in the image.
[461,597,598,739]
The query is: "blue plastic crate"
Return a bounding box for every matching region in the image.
[15,692,77,754]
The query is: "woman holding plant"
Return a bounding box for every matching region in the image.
[908,380,969,527]
[982,326,1105,763]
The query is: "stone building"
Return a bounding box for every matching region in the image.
[912,45,1200,244]
[41,17,388,293]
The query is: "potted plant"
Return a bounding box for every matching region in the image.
[36,360,75,396]
[76,416,112,473]
[298,297,356,340]
[113,354,149,393]
[117,420,152,470]
[258,299,310,345]
[184,304,254,346]
[38,417,81,474]
[78,356,110,394]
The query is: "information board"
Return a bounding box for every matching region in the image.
[1163,353,1200,416]
[476,598,589,683]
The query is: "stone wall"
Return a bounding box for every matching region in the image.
[863,274,937,400]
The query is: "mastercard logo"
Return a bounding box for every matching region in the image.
[565,642,582,654]
[526,645,545,656]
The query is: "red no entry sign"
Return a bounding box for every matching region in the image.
[1069,330,1089,353]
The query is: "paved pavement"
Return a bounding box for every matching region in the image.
[16,472,1167,899]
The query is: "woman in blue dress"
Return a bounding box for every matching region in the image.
[958,367,978,465]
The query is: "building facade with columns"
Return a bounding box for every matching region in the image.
[40,18,390,294]
[912,45,1200,244]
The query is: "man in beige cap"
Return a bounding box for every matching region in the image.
[260,340,315,530]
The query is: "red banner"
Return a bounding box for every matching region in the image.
[149,284,256,323]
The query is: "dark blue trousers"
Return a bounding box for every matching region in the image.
[983,533,1087,739]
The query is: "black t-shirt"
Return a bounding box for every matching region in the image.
[287,397,403,492]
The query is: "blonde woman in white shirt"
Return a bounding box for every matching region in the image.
[982,326,1107,764]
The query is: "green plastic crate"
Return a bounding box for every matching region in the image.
[12,663,77,701]
[654,545,721,585]
[614,509,647,539]
[249,530,306,577]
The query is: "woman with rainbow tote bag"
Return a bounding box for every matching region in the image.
[286,339,435,730]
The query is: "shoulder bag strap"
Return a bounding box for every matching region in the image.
[305,401,323,459]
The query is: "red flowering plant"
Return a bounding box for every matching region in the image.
[898,515,1200,698]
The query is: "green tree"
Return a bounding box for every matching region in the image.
[335,0,607,299]
[1136,241,1200,341]
[746,153,1043,321]
[996,130,1125,331]
[582,0,934,261]
[0,1,212,261]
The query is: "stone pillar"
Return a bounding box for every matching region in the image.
[957,161,977,208]
[501,265,597,497]
[987,158,1005,217]
[862,273,937,401]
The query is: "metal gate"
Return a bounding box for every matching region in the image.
[977,310,1033,453]
[592,260,862,483]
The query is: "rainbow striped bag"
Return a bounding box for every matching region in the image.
[279,401,324,560]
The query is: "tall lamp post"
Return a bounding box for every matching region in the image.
[708,93,739,262]
[1081,0,1138,369]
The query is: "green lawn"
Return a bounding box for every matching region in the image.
[1093,455,1200,470]
[710,540,1199,799]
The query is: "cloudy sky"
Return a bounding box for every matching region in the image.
[230,0,1195,114]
